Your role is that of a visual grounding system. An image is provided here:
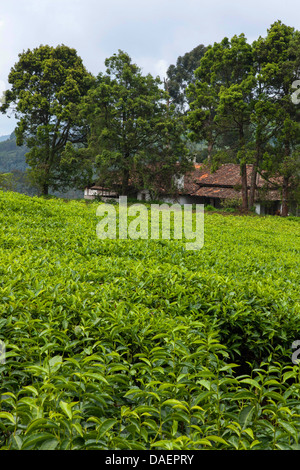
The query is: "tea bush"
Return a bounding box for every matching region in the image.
[0,191,299,450]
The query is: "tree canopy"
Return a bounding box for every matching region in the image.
[165,44,207,114]
[186,21,300,215]
[0,23,299,215]
[77,50,192,198]
[1,44,94,195]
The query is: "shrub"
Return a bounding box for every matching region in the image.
[0,190,299,450]
[220,197,242,210]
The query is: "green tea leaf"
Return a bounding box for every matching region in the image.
[97,419,117,438]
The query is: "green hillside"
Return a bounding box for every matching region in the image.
[0,191,299,450]
[0,133,28,173]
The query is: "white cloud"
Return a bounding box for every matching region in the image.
[136,57,169,80]
[0,80,7,100]
[0,0,300,136]
[154,59,169,80]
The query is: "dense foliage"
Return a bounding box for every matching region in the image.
[0,45,94,196]
[79,50,192,198]
[165,44,207,113]
[186,21,300,214]
[0,190,299,450]
[1,22,299,213]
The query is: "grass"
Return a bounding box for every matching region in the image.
[0,190,299,450]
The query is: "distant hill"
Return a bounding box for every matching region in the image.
[0,135,11,142]
[0,132,28,173]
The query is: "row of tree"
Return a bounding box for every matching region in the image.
[0,46,191,201]
[1,21,300,215]
[167,21,300,216]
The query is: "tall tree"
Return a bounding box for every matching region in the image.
[187,26,300,214]
[187,80,221,163]
[247,97,282,209]
[217,76,256,210]
[165,44,207,114]
[253,21,300,216]
[82,50,192,198]
[0,44,94,195]
[187,34,254,210]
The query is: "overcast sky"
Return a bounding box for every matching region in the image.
[0,0,300,136]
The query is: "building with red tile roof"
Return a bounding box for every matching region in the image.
[85,163,288,215]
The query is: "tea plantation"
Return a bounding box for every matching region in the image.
[0,190,299,450]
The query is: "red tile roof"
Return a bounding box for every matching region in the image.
[183,163,281,201]
[87,163,282,202]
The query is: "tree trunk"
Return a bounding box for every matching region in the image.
[241,162,248,211]
[207,141,213,164]
[281,142,290,217]
[121,167,130,195]
[42,183,49,196]
[249,146,260,210]
[239,127,248,212]
[281,175,289,217]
